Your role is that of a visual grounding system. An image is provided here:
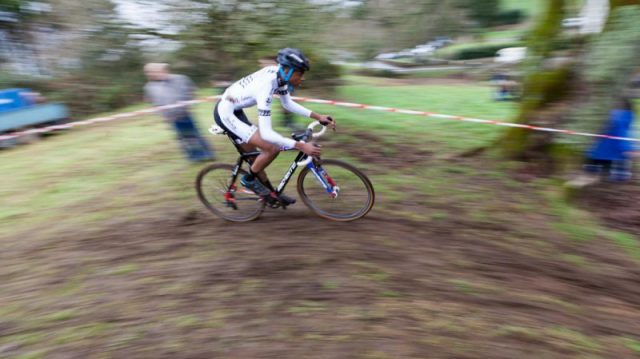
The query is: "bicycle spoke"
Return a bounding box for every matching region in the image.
[297,159,374,221]
[196,164,264,222]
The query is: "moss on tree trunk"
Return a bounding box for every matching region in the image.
[501,0,640,175]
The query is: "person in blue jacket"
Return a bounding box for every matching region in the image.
[585,97,636,181]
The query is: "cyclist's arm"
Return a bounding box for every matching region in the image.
[257,92,297,149]
[279,88,335,127]
[279,89,312,118]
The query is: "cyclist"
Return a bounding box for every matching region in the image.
[213,48,335,205]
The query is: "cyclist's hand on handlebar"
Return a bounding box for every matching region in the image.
[318,115,336,131]
[301,142,322,157]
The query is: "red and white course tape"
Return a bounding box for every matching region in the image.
[290,96,640,143]
[1,95,637,143]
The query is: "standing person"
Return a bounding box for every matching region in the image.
[144,63,215,162]
[213,48,335,205]
[566,97,637,188]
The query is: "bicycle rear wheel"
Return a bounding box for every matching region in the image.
[196,163,264,222]
[296,159,374,221]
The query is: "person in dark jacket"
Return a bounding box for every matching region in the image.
[144,63,215,162]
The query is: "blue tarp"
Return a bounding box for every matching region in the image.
[0,103,68,132]
[0,88,33,113]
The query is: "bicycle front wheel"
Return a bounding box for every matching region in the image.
[297,159,375,221]
[196,163,264,222]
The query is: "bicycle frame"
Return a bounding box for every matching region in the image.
[218,120,337,205]
[229,148,338,200]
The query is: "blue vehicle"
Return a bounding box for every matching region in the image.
[0,88,69,148]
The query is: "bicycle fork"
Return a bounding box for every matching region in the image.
[308,161,339,198]
[224,159,245,210]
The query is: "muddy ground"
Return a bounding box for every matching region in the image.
[3,209,640,358]
[2,139,640,358]
[580,180,640,236]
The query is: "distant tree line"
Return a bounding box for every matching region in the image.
[0,0,529,116]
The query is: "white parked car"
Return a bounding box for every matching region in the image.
[374,52,401,60]
[410,45,436,55]
[495,47,527,64]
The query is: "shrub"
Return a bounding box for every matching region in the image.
[449,43,523,60]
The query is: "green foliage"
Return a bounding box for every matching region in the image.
[170,0,339,84]
[0,0,22,13]
[454,0,524,27]
[501,0,545,19]
[448,42,522,60]
[494,9,525,25]
[458,0,500,26]
[336,0,472,58]
[611,0,640,7]
[1,0,147,116]
[565,5,640,147]
[302,50,342,89]
[584,7,640,83]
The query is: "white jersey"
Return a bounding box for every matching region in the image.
[220,66,313,148]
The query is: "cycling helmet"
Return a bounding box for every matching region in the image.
[277,48,310,72]
[276,48,310,84]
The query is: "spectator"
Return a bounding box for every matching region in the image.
[491,72,520,101]
[566,97,637,188]
[144,63,215,162]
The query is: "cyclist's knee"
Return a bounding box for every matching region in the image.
[254,139,278,153]
[262,144,280,156]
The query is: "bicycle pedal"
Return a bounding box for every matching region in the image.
[261,194,281,208]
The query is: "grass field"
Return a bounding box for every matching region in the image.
[2,76,640,358]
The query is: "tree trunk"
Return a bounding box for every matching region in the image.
[500,0,640,175]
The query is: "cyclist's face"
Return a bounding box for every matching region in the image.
[289,70,305,87]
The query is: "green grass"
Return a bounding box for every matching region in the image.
[43,309,78,322]
[501,0,546,19]
[1,76,638,357]
[623,337,640,353]
[111,263,140,276]
[483,29,527,41]
[546,327,602,352]
[604,231,640,262]
[0,81,519,237]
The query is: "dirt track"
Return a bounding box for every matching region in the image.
[3,198,640,358]
[580,180,640,235]
[2,126,640,357]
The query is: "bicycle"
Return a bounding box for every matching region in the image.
[196,121,375,222]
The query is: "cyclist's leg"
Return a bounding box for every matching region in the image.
[225,107,279,190]
[236,142,272,188]
[246,131,279,173]
[245,132,295,205]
